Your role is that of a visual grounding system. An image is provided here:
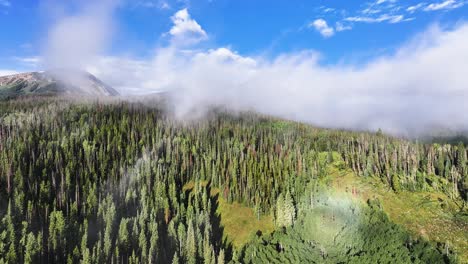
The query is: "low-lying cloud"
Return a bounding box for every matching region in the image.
[0,70,18,76]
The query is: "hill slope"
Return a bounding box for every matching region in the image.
[0,70,118,99]
[0,98,466,263]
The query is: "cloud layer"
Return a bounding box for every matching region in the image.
[0,69,17,76]
[84,8,468,137]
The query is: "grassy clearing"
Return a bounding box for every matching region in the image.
[183,182,275,249]
[329,166,468,263]
[215,195,275,249]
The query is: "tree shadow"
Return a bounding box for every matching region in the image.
[208,186,234,261]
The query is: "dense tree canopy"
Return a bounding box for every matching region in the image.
[0,97,465,263]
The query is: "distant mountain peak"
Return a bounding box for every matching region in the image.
[0,70,118,99]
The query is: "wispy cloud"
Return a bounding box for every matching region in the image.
[314,0,464,34]
[361,0,400,14]
[136,0,171,10]
[361,7,383,15]
[0,0,10,7]
[375,0,398,4]
[336,22,352,32]
[314,0,411,34]
[316,6,335,13]
[406,2,426,13]
[345,14,405,24]
[424,0,465,11]
[13,56,42,68]
[310,19,335,38]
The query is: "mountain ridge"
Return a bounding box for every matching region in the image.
[0,70,118,99]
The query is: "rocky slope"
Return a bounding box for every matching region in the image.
[0,70,118,99]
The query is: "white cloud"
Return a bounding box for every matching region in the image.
[406,2,426,13]
[203,48,257,66]
[347,0,417,25]
[0,70,17,77]
[345,14,405,23]
[362,0,399,14]
[424,0,465,11]
[375,0,398,4]
[361,7,383,15]
[169,8,207,45]
[310,19,335,38]
[388,15,405,23]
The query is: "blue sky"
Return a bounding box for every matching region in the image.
[0,0,467,71]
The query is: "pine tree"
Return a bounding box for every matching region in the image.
[217,249,225,264]
[148,222,158,264]
[24,232,38,264]
[186,220,197,264]
[283,191,296,226]
[275,193,285,227]
[49,210,65,253]
[172,252,180,264]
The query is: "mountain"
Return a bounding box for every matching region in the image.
[0,70,119,99]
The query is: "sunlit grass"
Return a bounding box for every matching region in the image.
[215,195,275,249]
[183,181,275,249]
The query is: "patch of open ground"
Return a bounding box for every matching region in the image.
[183,181,275,249]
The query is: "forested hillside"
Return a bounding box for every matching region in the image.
[0,97,466,263]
